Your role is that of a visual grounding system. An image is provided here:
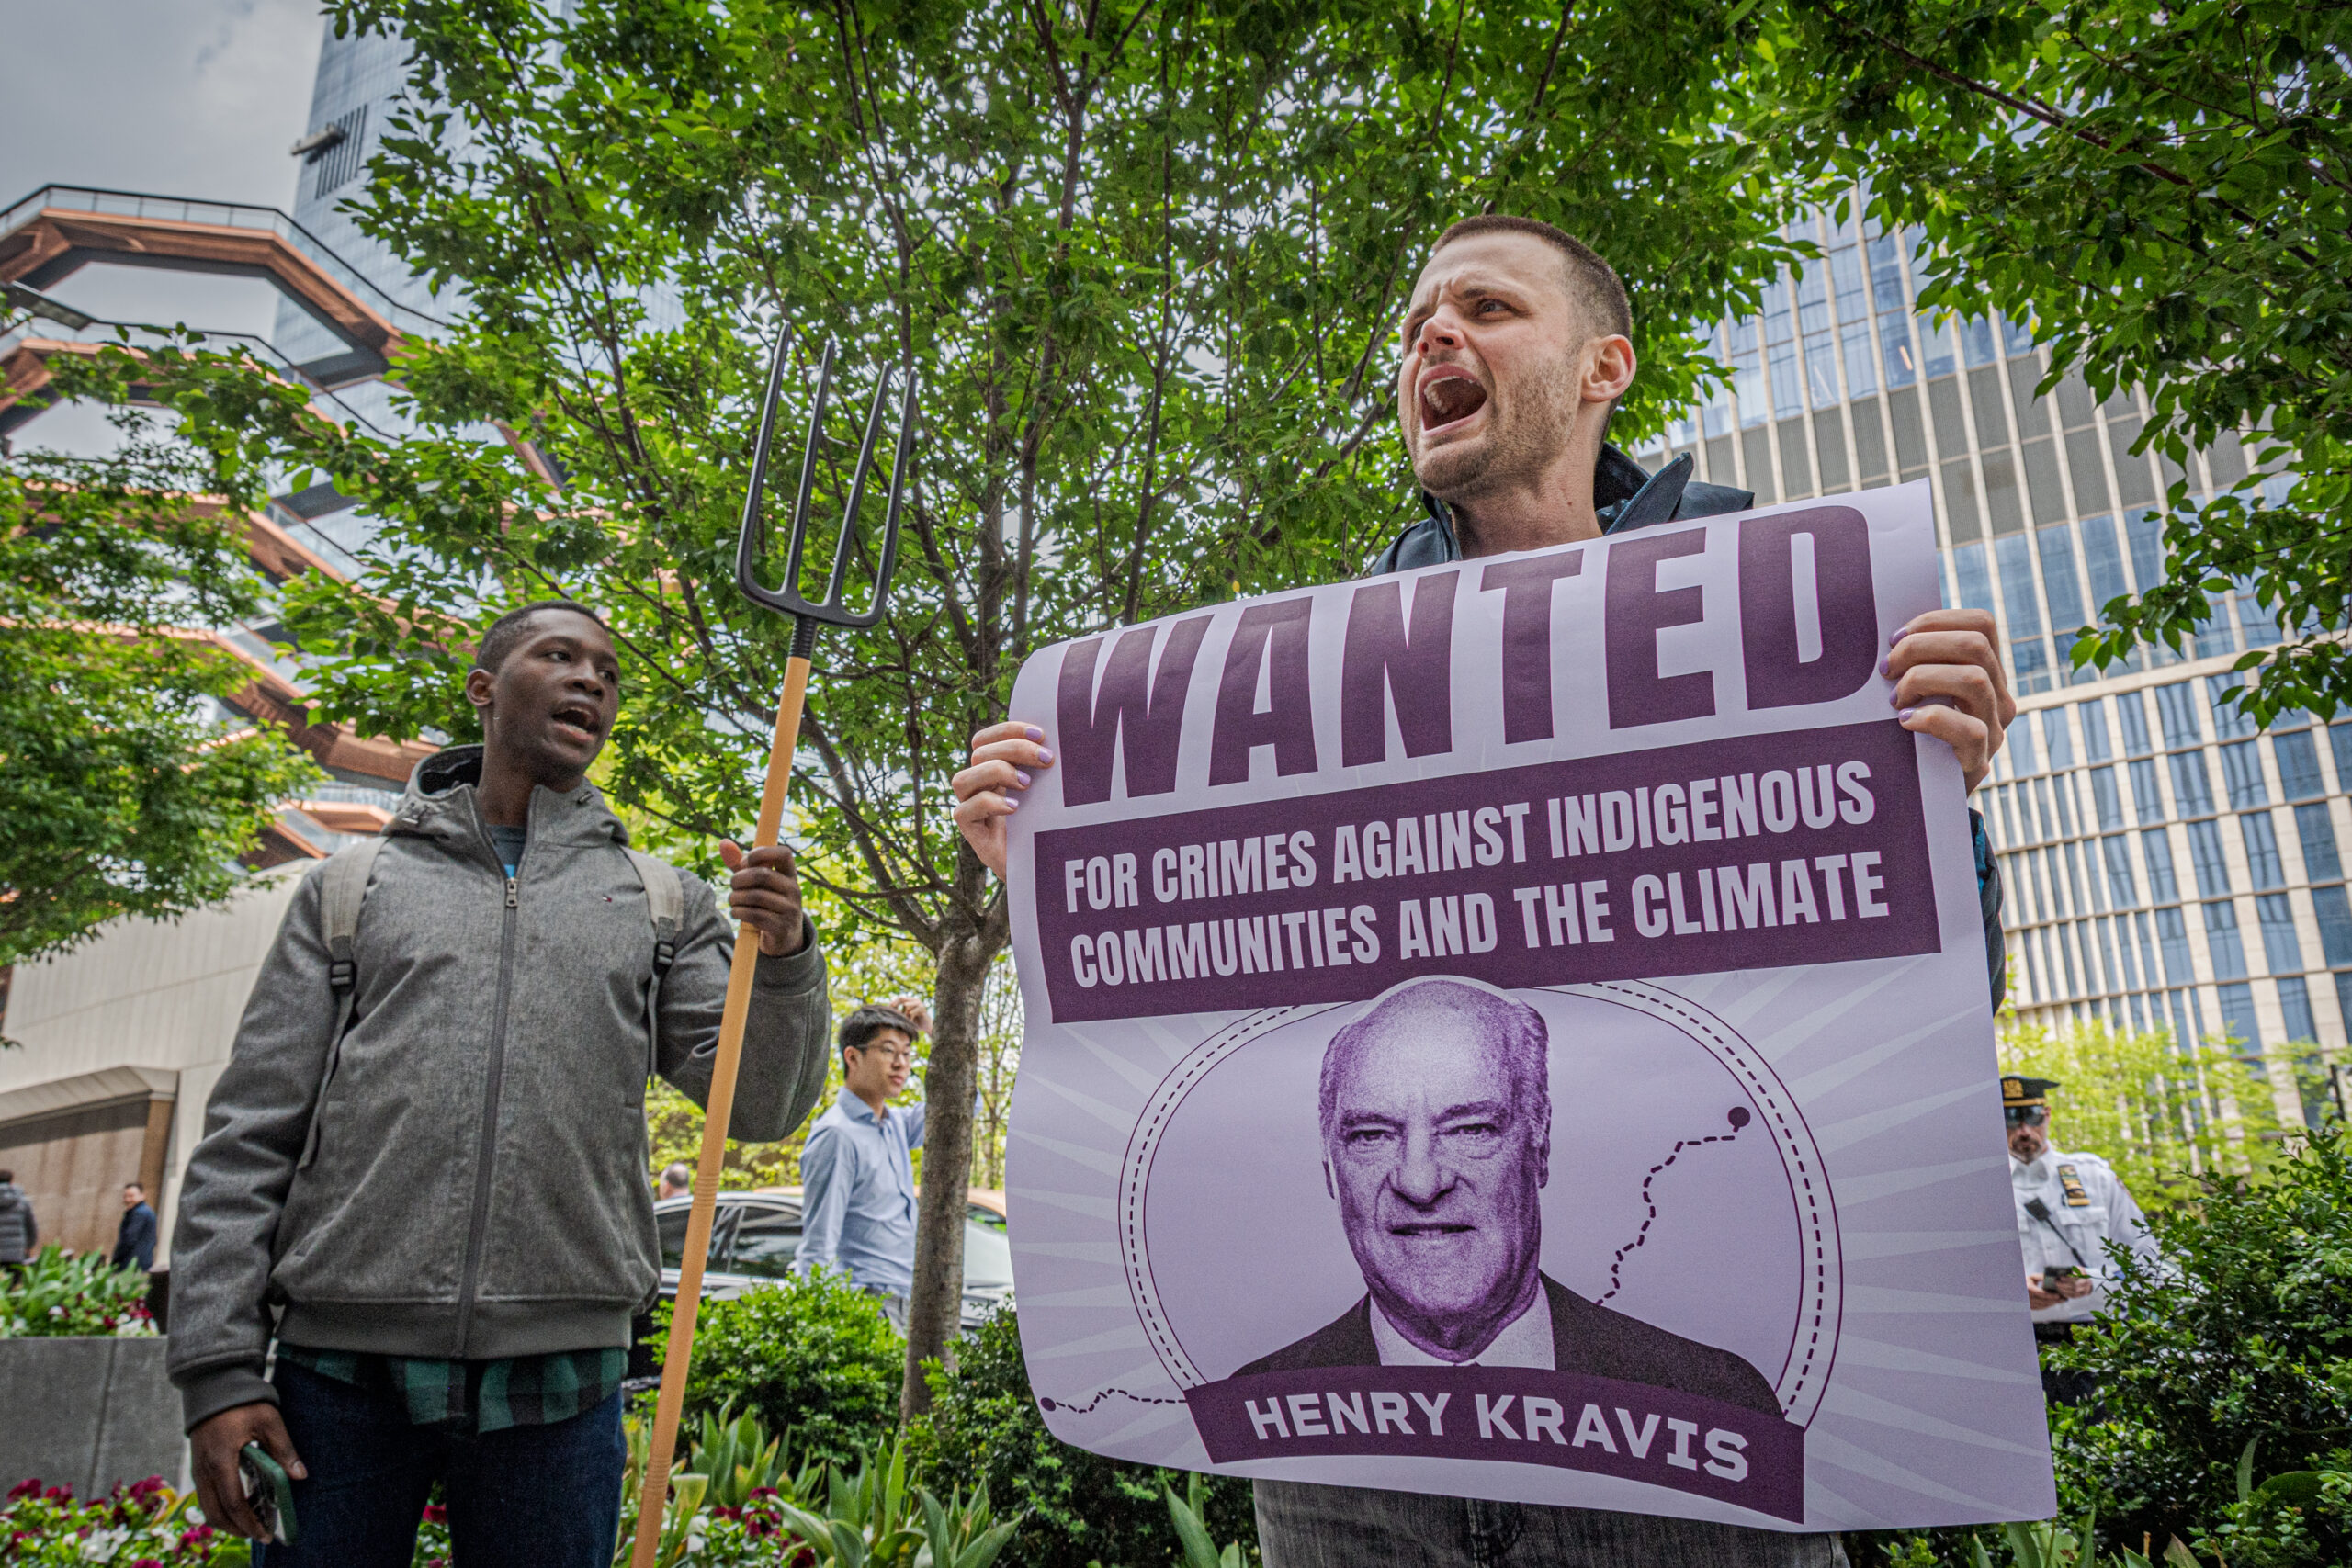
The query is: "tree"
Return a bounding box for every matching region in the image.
[0,378,321,968]
[1769,0,2352,725]
[164,0,1813,1408]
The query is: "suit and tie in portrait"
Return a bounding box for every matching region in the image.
[1239,977,1780,1419]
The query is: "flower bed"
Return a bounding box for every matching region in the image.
[0,1250,154,1339]
[0,1477,243,1566]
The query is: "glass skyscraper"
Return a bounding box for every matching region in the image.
[1632,202,2333,1123]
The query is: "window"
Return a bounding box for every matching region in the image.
[724,1203,804,1280]
[2154,906,2194,983]
[2312,885,2352,967]
[2154,682,2202,748]
[2117,690,2153,755]
[2203,900,2248,979]
[2090,768,2123,830]
[2274,729,2324,799]
[2256,893,2304,974]
[1951,541,1996,615]
[2040,708,2075,771]
[2080,514,2130,606]
[2295,803,2342,882]
[2186,819,2232,897]
[2332,723,2352,789]
[2221,741,2268,808]
[1996,535,2045,638]
[2102,836,2138,907]
[2170,750,2215,817]
[2240,812,2284,890]
[2208,675,2257,739]
[2277,976,2317,1043]
[2010,712,2040,775]
[2215,982,2261,1049]
[2039,525,2089,635]
[657,1205,732,1270]
[2129,758,2165,824]
[2143,829,2180,901]
[2080,699,2114,761]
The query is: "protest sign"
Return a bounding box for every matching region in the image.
[1000,481,2054,1531]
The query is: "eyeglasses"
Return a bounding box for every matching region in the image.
[853,1045,917,1066]
[2004,1106,2049,1128]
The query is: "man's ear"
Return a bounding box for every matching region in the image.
[1323,1160,1336,1202]
[1533,1126,1551,1190]
[464,666,496,724]
[1581,334,1637,407]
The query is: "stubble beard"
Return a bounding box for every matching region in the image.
[1410,352,1581,509]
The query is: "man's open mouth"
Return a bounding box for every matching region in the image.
[1418,368,1488,434]
[550,703,603,745]
[1389,1222,1474,1238]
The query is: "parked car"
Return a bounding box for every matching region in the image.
[650,1186,1012,1332]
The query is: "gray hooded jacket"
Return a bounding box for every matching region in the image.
[167,747,832,1430]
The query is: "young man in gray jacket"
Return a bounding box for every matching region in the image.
[172,601,833,1564]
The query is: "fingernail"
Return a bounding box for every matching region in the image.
[1898,707,1917,723]
[1004,796,1020,811]
[1024,726,1045,742]
[1035,747,1053,764]
[1014,770,1032,788]
[292,1463,308,1479]
[1888,687,1900,705]
[1890,626,1910,644]
[1879,655,1893,677]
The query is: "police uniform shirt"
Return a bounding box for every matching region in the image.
[2011,1146,2161,1323]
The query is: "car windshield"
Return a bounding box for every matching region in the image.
[962,1209,1013,1291]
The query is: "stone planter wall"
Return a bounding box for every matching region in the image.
[0,1337,184,1499]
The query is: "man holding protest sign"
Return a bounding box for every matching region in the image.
[955,219,2019,1564]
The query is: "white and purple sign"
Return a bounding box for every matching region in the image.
[1001,482,2055,1532]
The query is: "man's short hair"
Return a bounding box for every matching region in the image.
[472,599,610,676]
[124,1182,142,1194]
[661,1162,691,1187]
[840,1005,922,1058]
[1317,978,1551,1140]
[0,1170,12,1184]
[1430,215,1633,344]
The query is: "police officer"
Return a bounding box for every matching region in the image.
[2006,1075,2161,1403]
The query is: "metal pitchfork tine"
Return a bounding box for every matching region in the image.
[629,321,915,1568]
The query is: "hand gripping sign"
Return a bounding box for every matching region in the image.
[1000,482,2055,1532]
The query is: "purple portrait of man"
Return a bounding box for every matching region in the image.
[1238,977,1781,1416]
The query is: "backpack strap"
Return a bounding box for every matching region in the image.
[622,848,685,1083]
[302,838,384,1169]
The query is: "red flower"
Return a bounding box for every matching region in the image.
[180,1525,215,1548]
[6,1479,39,1501]
[44,1485,71,1502]
[134,1557,164,1567]
[422,1501,447,1524]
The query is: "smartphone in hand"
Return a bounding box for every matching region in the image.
[239,1441,299,1546]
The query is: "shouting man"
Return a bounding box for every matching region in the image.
[954,217,2018,1564]
[170,600,834,1565]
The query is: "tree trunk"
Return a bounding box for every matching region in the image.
[901,924,993,1417]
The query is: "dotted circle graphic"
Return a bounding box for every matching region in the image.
[1114,983,1841,1429]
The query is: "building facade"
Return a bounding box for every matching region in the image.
[1632,205,2335,1122]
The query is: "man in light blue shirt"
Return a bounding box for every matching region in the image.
[794,998,932,1328]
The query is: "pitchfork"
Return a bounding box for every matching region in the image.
[629,323,915,1568]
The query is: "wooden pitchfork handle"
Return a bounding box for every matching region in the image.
[628,626,813,1568]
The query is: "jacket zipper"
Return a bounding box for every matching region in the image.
[452,829,523,1359]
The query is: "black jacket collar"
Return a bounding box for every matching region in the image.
[1367,445,1754,577]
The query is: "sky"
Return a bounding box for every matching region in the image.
[1,0,327,448]
[0,0,323,212]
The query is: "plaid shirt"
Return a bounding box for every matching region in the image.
[277,1344,626,1435]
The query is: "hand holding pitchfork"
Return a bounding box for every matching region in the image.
[628,322,915,1567]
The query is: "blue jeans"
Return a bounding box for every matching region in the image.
[1254,1480,1849,1568]
[256,1359,626,1568]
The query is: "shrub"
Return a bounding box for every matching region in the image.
[0,1247,154,1338]
[2046,1127,2352,1562]
[908,1308,1260,1568]
[647,1273,900,1468]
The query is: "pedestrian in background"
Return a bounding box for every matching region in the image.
[0,1169,35,1271]
[113,1182,157,1272]
[658,1162,693,1201]
[794,997,934,1331]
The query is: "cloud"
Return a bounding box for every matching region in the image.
[0,0,325,210]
